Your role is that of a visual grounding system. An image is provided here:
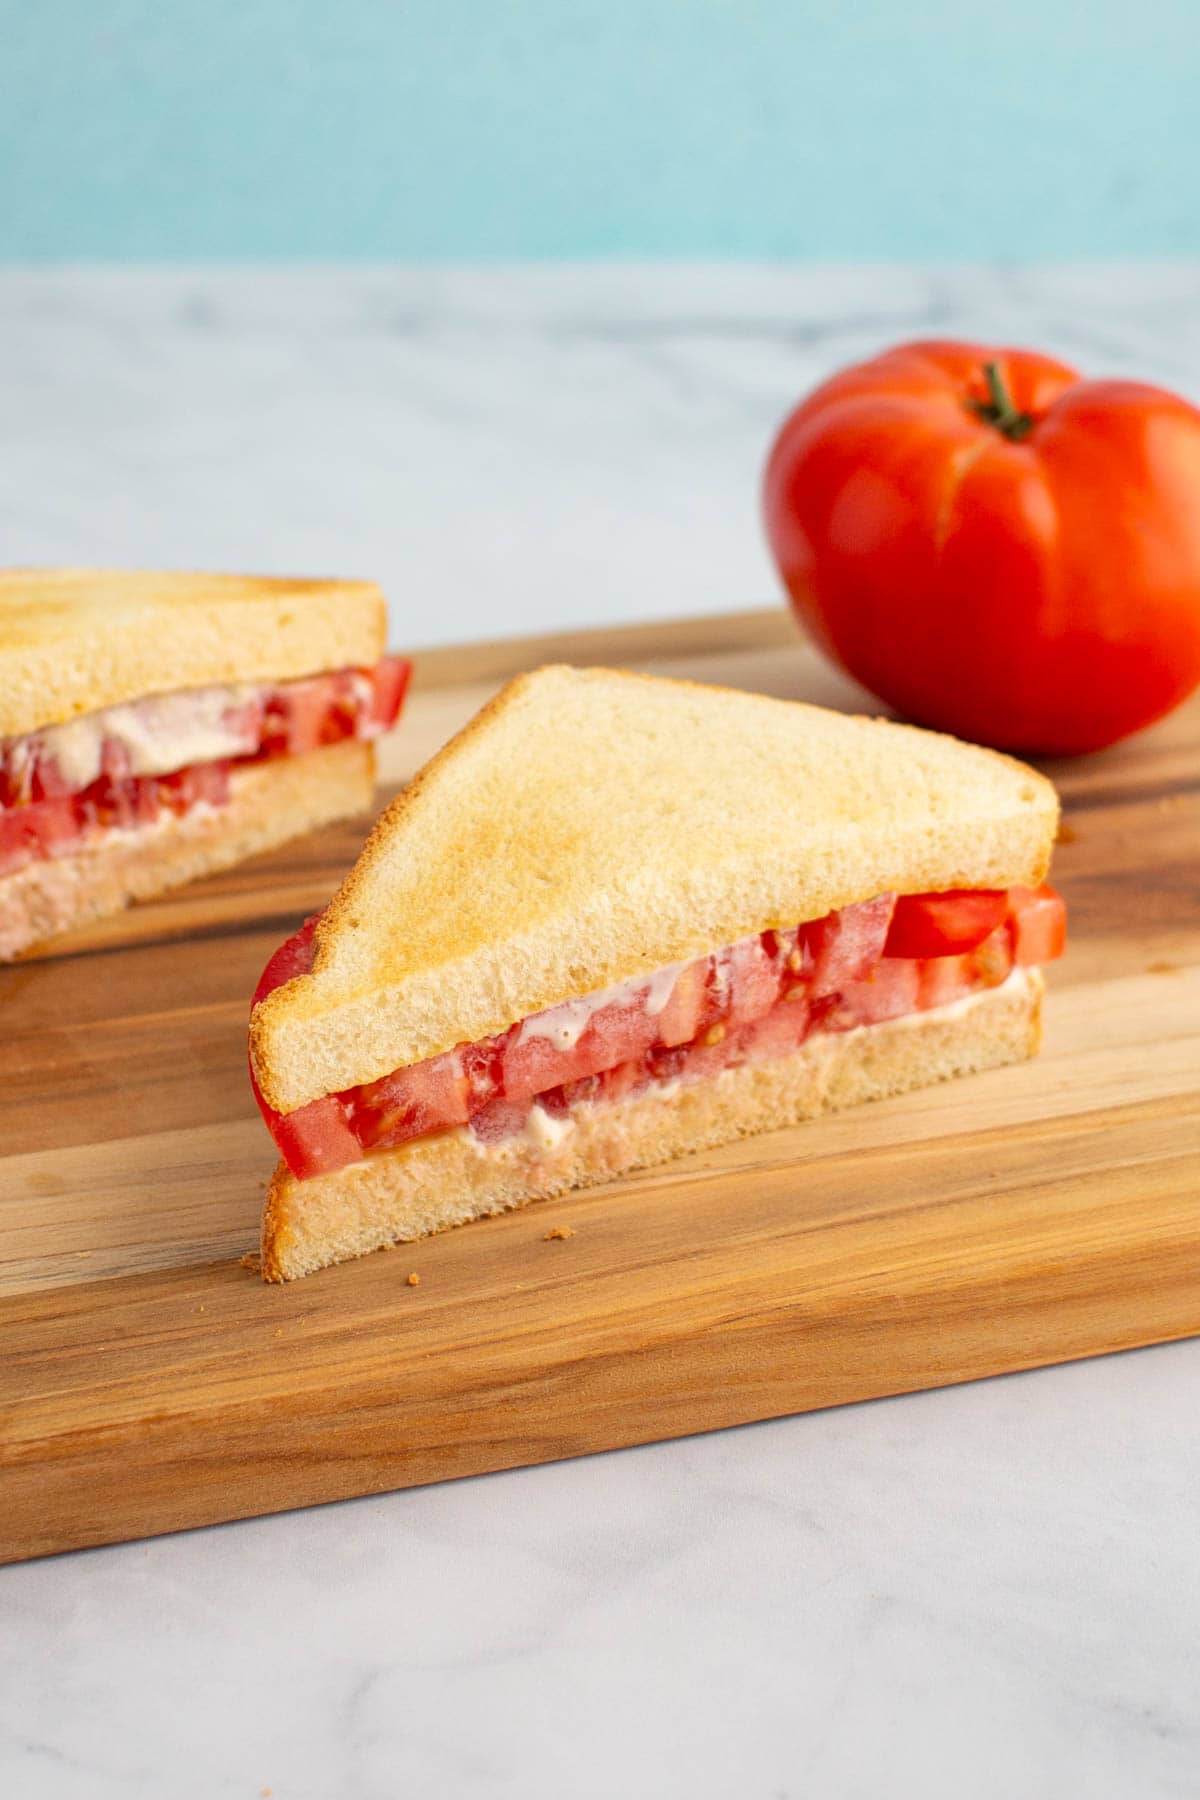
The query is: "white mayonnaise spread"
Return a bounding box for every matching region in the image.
[517,1000,597,1052]
[516,958,687,1050]
[20,684,261,790]
[458,1101,574,1162]
[348,671,378,733]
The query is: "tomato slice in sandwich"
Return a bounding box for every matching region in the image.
[884,888,1010,958]
[1008,884,1067,965]
[249,912,361,1176]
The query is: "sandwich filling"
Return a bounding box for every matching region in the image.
[253,884,1066,1181]
[0,658,410,879]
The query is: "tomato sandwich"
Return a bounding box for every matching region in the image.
[249,665,1065,1281]
[0,568,410,957]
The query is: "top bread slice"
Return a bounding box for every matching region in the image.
[250,665,1059,1115]
[0,568,387,739]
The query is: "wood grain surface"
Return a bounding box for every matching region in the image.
[2,610,1198,1564]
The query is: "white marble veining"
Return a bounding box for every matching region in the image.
[2,264,1199,1798]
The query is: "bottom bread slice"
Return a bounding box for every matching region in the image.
[261,966,1043,1281]
[0,738,374,959]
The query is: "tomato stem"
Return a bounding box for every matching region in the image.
[969,360,1035,442]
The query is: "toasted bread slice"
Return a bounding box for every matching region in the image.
[0,739,373,960]
[261,967,1042,1280]
[0,568,386,739]
[250,666,1058,1115]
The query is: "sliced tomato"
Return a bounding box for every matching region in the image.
[913,927,1009,1010]
[553,1072,601,1109]
[366,657,413,732]
[536,1084,572,1118]
[0,806,37,873]
[727,936,783,1024]
[0,792,92,876]
[469,1095,531,1144]
[131,777,161,825]
[600,1058,647,1107]
[248,916,353,1178]
[807,894,896,997]
[975,923,1016,987]
[263,662,411,756]
[252,913,321,1007]
[264,676,337,756]
[916,951,977,1012]
[737,995,812,1062]
[175,759,233,811]
[352,1050,471,1149]
[582,998,662,1070]
[656,960,709,1047]
[645,1041,688,1083]
[826,957,921,1030]
[267,1092,363,1178]
[27,794,81,859]
[461,1037,504,1112]
[885,888,1009,959]
[1009,884,1067,965]
[500,1019,602,1104]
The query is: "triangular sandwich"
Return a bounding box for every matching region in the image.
[0,568,410,956]
[249,665,1063,1280]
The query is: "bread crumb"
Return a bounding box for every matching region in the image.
[406,1272,420,1286]
[1148,960,1179,976]
[75,1250,93,1259]
[240,1251,262,1274]
[543,1225,575,1241]
[1055,819,1078,845]
[702,1023,725,1047]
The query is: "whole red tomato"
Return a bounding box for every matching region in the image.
[763,339,1200,753]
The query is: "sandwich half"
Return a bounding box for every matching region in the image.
[0,568,411,957]
[249,665,1064,1281]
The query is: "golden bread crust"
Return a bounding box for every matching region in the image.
[0,568,387,738]
[260,968,1042,1280]
[0,739,373,959]
[250,665,1059,1113]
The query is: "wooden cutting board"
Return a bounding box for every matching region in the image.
[2,611,1198,1564]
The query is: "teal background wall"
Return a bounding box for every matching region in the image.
[1,0,1196,261]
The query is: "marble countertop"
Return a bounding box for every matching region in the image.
[2,262,1199,650]
[2,263,1199,1799]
